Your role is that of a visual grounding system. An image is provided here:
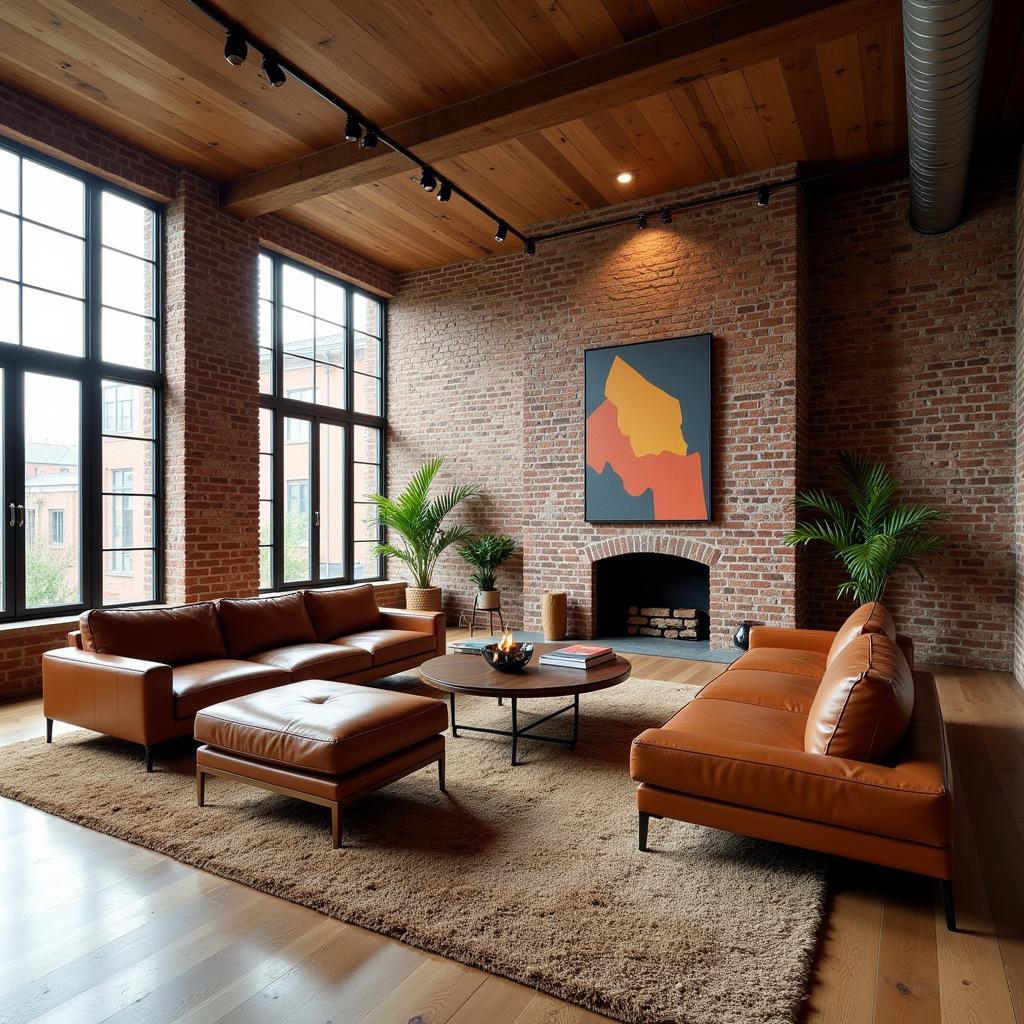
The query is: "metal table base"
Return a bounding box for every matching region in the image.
[448,692,580,766]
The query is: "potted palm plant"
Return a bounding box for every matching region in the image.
[461,534,516,610]
[367,457,479,612]
[784,450,948,603]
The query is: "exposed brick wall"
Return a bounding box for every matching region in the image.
[0,621,76,703]
[807,164,1017,669]
[391,173,805,648]
[1015,147,1024,685]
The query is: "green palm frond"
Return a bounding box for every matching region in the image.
[785,451,948,604]
[368,458,480,588]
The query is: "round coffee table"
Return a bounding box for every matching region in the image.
[419,643,632,765]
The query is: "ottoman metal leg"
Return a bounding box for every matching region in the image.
[331,804,343,849]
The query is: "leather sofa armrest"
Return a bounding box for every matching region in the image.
[629,726,951,846]
[380,608,446,655]
[748,626,835,654]
[42,648,176,746]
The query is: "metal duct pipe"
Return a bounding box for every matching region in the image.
[902,0,994,233]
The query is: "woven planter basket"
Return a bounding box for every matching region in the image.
[406,586,443,612]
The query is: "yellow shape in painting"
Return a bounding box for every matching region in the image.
[604,355,688,458]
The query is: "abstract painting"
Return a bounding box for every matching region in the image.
[585,335,711,522]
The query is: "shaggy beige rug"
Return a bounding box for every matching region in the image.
[0,676,825,1024]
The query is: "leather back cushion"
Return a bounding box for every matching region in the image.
[826,602,896,666]
[80,603,227,666]
[217,593,317,658]
[303,584,381,641]
[805,633,914,761]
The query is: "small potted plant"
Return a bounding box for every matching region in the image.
[461,534,516,611]
[368,457,480,612]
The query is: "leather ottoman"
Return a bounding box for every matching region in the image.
[194,679,448,847]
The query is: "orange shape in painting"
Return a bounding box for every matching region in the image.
[587,399,707,519]
[604,356,688,457]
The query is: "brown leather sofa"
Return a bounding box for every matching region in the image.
[42,585,445,771]
[630,603,957,928]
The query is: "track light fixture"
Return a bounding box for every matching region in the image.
[756,186,771,208]
[495,221,508,243]
[418,168,437,192]
[260,51,286,88]
[223,26,247,66]
[660,208,672,225]
[359,127,378,149]
[525,239,536,256]
[436,181,452,202]
[344,114,362,143]
[636,212,648,230]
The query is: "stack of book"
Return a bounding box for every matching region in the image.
[449,638,493,654]
[538,644,615,670]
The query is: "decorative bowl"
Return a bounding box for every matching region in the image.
[481,642,534,673]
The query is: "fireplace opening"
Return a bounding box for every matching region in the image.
[594,553,710,641]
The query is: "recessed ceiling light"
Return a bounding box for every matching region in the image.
[616,171,634,184]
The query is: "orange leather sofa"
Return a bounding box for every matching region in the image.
[42,585,445,771]
[630,604,957,929]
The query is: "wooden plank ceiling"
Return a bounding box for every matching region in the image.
[0,0,1019,272]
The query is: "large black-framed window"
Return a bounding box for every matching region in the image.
[0,139,163,620]
[258,250,385,591]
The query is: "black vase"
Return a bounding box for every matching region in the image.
[733,620,757,650]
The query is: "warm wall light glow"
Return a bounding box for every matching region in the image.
[616,171,634,184]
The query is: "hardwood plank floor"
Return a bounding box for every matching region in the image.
[0,629,1020,1024]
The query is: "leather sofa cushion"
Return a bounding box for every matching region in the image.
[338,629,437,666]
[303,584,381,642]
[194,680,449,775]
[827,602,896,666]
[173,660,289,720]
[728,647,827,680]
[630,697,950,848]
[218,593,317,658]
[698,670,821,715]
[81,603,227,666]
[806,633,914,760]
[248,642,372,682]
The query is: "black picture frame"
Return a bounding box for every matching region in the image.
[584,334,712,524]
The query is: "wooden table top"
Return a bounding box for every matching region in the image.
[420,643,632,698]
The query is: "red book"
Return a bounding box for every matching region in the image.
[557,644,613,658]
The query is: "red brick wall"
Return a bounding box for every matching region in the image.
[391,174,806,648]
[807,164,1017,669]
[1016,148,1024,685]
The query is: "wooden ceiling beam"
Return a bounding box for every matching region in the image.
[221,0,898,217]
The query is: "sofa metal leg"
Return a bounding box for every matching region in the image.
[196,768,206,807]
[145,745,154,773]
[438,753,446,793]
[331,804,343,849]
[45,718,53,743]
[941,879,957,932]
[639,811,661,852]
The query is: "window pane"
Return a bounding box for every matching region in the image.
[103,549,154,605]
[0,149,17,214]
[25,373,81,609]
[282,307,315,358]
[259,452,274,498]
[103,249,154,316]
[353,541,381,580]
[315,362,344,410]
[353,293,381,336]
[315,277,345,325]
[259,546,273,589]
[282,417,310,583]
[282,354,316,399]
[315,320,344,367]
[354,332,382,378]
[354,461,379,500]
[258,253,273,298]
[353,425,380,464]
[23,222,84,297]
[258,299,273,346]
[0,212,17,279]
[102,308,155,369]
[353,502,379,542]
[260,500,273,545]
[101,381,156,438]
[282,263,314,313]
[103,494,155,548]
[102,439,155,494]
[23,288,84,356]
[259,347,274,395]
[102,192,154,259]
[259,407,274,454]
[319,423,345,580]
[353,372,380,416]
[22,160,84,235]
[0,281,18,345]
